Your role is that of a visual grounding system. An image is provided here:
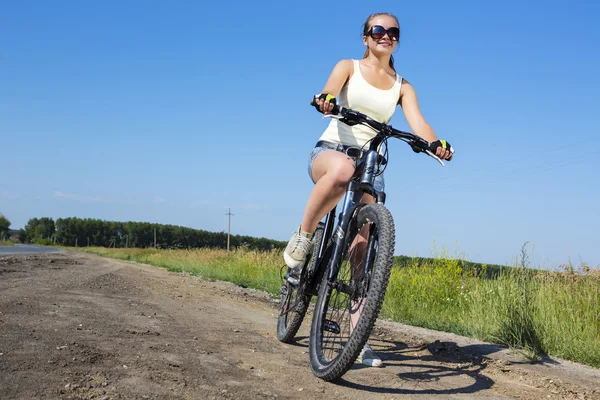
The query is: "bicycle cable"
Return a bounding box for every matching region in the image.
[359,129,391,177]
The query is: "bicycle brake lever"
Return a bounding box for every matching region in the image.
[323,114,361,126]
[425,150,445,167]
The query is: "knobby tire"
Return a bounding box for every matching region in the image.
[308,204,395,381]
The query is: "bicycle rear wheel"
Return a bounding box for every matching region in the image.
[277,223,324,343]
[309,204,395,381]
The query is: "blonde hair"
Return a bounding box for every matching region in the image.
[362,13,400,71]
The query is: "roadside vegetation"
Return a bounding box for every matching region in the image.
[70,244,599,368]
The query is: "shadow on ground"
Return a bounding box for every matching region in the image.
[338,338,495,395]
[287,336,496,395]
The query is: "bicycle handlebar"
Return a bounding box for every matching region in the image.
[310,98,447,166]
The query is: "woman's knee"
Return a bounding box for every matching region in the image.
[312,151,355,185]
[328,160,355,187]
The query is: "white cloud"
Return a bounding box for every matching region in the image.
[1,191,41,201]
[0,190,19,199]
[190,200,213,209]
[54,191,112,203]
[188,202,270,211]
[238,204,270,211]
[155,196,165,203]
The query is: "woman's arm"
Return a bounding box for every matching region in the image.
[400,79,453,160]
[314,59,353,113]
[399,79,438,143]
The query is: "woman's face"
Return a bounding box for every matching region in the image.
[363,15,399,56]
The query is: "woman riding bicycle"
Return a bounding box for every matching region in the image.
[283,12,454,367]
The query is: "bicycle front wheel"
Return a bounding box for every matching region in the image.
[309,204,395,381]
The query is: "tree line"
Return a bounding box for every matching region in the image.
[17,217,287,251]
[9,215,517,274]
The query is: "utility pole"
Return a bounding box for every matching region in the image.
[225,208,234,251]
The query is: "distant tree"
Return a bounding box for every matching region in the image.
[0,214,11,240]
[21,217,55,244]
[22,215,287,251]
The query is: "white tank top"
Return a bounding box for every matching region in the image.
[318,59,402,148]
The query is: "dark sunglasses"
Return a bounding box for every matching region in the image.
[368,25,400,41]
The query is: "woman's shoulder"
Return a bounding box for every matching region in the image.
[327,59,356,81]
[333,59,356,71]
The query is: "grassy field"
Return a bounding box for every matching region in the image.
[73,245,599,368]
[76,247,284,295]
[381,252,600,367]
[0,240,15,246]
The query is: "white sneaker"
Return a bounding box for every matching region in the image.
[357,343,383,367]
[283,226,313,270]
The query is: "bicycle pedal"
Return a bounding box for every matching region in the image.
[323,319,340,334]
[285,272,300,286]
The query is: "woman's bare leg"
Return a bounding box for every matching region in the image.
[348,193,376,330]
[347,193,382,366]
[300,150,356,234]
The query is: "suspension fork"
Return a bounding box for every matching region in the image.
[307,206,337,296]
[362,224,378,281]
[318,207,336,260]
[326,181,364,283]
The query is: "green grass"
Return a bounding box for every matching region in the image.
[0,240,15,246]
[76,246,284,296]
[381,250,600,367]
[69,245,600,368]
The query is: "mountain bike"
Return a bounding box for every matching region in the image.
[277,100,450,381]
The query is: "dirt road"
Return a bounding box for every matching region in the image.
[1,252,598,399]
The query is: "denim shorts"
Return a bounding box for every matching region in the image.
[307,142,385,193]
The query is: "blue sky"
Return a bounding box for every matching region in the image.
[2,0,599,268]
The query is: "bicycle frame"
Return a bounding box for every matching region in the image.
[307,145,385,294]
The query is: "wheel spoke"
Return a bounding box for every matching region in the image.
[309,204,395,381]
[320,220,377,362]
